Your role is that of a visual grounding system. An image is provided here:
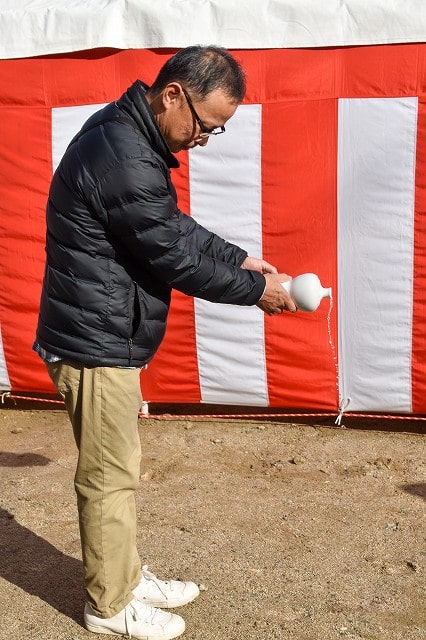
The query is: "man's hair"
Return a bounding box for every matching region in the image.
[149,45,246,103]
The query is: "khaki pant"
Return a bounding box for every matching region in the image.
[47,361,143,617]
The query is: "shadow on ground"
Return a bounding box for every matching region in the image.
[401,482,426,501]
[0,508,83,623]
[0,451,51,467]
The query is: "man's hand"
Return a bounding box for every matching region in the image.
[240,256,278,274]
[256,273,297,315]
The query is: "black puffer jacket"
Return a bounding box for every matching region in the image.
[36,81,265,367]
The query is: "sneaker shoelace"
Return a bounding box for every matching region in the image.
[127,599,162,635]
[141,564,176,597]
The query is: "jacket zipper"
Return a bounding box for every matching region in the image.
[128,338,133,365]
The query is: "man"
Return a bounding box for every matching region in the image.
[34,45,296,640]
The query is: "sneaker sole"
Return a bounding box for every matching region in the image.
[85,622,117,635]
[85,620,185,640]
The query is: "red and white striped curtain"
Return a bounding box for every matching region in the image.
[0,45,425,412]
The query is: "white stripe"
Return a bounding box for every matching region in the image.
[52,103,107,172]
[338,97,417,412]
[0,324,11,391]
[189,105,268,405]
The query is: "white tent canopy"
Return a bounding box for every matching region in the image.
[1,0,425,60]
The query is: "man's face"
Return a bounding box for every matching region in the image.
[159,84,238,153]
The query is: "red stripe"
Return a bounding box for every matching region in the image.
[0,107,54,392]
[262,99,338,409]
[240,45,426,103]
[0,49,178,107]
[411,98,426,413]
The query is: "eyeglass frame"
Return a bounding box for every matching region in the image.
[182,87,226,138]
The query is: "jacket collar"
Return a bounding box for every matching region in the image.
[116,80,180,169]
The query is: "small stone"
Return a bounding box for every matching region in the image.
[407,560,419,572]
[290,455,305,465]
[384,522,399,531]
[198,583,208,591]
[344,463,368,476]
[211,438,223,444]
[381,563,397,575]
[11,428,23,434]
[373,457,392,469]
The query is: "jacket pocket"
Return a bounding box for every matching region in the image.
[129,281,143,338]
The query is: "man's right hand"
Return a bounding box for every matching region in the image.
[256,273,297,315]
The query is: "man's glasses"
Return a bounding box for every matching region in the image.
[182,88,225,138]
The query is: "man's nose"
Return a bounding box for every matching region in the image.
[195,136,209,147]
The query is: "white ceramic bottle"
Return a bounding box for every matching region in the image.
[282,273,332,312]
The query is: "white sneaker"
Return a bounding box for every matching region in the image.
[84,598,185,640]
[133,565,200,609]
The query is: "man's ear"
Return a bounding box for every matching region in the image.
[162,82,182,109]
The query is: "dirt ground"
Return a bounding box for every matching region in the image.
[0,401,425,640]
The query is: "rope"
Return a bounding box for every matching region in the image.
[335,397,351,426]
[4,393,64,405]
[3,393,426,422]
[139,411,426,421]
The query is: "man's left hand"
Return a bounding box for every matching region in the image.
[240,256,278,274]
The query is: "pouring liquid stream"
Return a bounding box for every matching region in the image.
[326,293,342,408]
[282,273,343,413]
